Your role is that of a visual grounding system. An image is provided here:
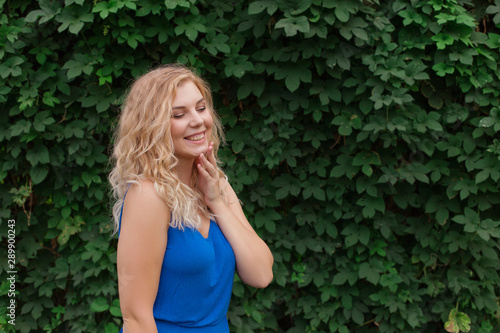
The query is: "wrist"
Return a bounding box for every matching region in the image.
[206,197,226,213]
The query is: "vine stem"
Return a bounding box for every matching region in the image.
[354,318,377,329]
[23,179,33,226]
[43,245,61,257]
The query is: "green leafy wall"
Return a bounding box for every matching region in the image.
[1,0,500,332]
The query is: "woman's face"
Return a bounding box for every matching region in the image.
[170,80,213,162]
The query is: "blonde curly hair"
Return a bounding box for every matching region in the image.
[109,64,225,234]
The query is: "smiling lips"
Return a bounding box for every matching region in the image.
[185,132,205,142]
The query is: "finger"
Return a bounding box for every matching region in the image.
[203,144,218,177]
[198,162,217,188]
[206,153,219,179]
[204,142,214,157]
[199,154,217,177]
[197,162,210,179]
[207,143,217,166]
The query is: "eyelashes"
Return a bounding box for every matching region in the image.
[172,107,207,118]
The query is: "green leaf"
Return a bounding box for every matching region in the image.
[26,144,50,166]
[90,297,109,313]
[475,170,489,184]
[42,92,60,107]
[486,1,500,25]
[92,1,120,19]
[62,53,95,79]
[174,15,206,42]
[359,98,373,115]
[10,119,31,136]
[0,56,25,79]
[25,0,62,24]
[223,55,254,79]
[399,9,426,26]
[110,299,122,317]
[444,308,471,333]
[323,0,358,22]
[273,174,301,199]
[248,0,278,15]
[30,166,49,184]
[55,5,94,34]
[274,16,310,37]
[358,262,380,285]
[352,151,381,167]
[432,33,454,49]
[361,164,373,177]
[165,0,191,9]
[105,323,119,333]
[32,303,43,320]
[432,63,455,77]
[478,117,495,128]
[275,62,312,92]
[201,32,230,56]
[332,271,348,285]
[237,78,265,99]
[254,209,281,229]
[436,208,449,225]
[57,216,84,245]
[449,49,477,65]
[332,114,362,136]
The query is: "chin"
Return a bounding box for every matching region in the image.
[178,146,208,160]
[193,142,209,153]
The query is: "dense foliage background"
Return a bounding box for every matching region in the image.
[1,0,500,332]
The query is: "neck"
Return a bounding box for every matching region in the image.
[175,158,195,187]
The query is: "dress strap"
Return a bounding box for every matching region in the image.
[118,184,132,238]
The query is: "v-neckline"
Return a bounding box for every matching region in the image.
[196,220,211,239]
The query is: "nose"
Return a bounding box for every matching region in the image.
[190,110,203,127]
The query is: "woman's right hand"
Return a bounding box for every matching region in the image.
[196,142,223,208]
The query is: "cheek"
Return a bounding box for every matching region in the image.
[169,120,183,138]
[205,113,214,130]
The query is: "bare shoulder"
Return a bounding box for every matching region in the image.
[127,179,160,200]
[126,180,165,207]
[122,179,170,230]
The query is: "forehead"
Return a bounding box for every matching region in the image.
[173,80,204,106]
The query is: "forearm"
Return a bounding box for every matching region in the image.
[123,314,158,333]
[196,148,273,287]
[210,199,274,288]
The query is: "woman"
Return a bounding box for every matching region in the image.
[109,64,274,333]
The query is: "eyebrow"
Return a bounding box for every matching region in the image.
[172,98,205,110]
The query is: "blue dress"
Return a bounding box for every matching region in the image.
[117,188,236,332]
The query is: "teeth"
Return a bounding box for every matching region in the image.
[186,133,204,141]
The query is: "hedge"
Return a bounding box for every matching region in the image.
[1,0,500,332]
